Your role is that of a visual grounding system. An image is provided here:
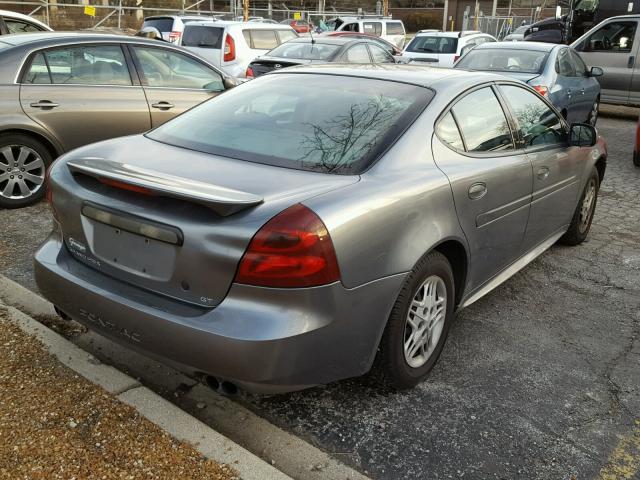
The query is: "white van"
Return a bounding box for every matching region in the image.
[324,16,406,49]
[180,21,298,78]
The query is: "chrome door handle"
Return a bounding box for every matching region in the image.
[30,101,59,109]
[581,88,585,95]
[468,182,487,199]
[151,101,174,110]
[567,89,572,98]
[537,167,550,180]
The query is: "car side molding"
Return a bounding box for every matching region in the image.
[66,158,264,216]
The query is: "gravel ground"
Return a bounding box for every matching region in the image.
[0,307,237,480]
[0,110,638,479]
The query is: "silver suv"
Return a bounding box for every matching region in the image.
[141,14,215,43]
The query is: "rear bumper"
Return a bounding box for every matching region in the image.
[35,230,406,393]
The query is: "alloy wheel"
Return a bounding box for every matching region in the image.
[403,275,447,369]
[0,145,45,200]
[579,178,597,233]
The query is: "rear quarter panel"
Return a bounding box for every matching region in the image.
[304,110,468,289]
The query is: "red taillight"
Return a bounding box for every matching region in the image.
[245,66,254,78]
[235,204,341,288]
[224,34,236,62]
[532,85,549,97]
[168,31,181,43]
[98,177,154,196]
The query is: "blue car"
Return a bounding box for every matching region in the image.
[454,42,603,125]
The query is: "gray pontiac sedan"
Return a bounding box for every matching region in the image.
[36,65,607,393]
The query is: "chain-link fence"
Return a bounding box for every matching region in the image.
[471,15,532,39]
[0,1,368,31]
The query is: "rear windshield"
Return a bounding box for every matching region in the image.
[456,48,547,74]
[406,36,458,54]
[147,74,432,174]
[142,17,174,33]
[266,41,340,60]
[182,26,224,48]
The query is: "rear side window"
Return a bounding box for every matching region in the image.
[23,52,50,84]
[386,22,405,35]
[182,26,224,48]
[436,112,464,150]
[363,22,382,36]
[406,36,458,54]
[556,48,576,76]
[142,17,174,33]
[266,42,340,60]
[451,87,514,152]
[277,29,298,43]
[147,74,433,174]
[5,19,44,33]
[246,29,279,49]
[23,45,132,86]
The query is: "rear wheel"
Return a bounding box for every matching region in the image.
[559,167,599,246]
[375,251,455,390]
[0,134,52,209]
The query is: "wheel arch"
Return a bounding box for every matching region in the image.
[431,238,469,308]
[595,155,606,184]
[0,127,63,162]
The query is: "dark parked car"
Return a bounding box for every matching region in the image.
[37,65,606,394]
[323,30,403,56]
[246,36,397,78]
[0,32,237,208]
[455,42,602,125]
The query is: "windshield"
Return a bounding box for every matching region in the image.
[266,42,340,60]
[147,74,432,174]
[574,0,598,11]
[456,48,547,74]
[405,36,458,54]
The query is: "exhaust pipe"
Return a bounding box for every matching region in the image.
[204,375,238,396]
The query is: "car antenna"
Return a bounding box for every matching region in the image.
[309,21,315,44]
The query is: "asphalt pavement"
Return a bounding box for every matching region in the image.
[1,111,639,479]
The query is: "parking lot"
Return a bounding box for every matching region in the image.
[1,108,638,479]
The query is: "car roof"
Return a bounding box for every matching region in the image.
[271,63,510,90]
[0,31,175,48]
[473,41,558,52]
[186,20,294,29]
[0,10,51,29]
[413,30,491,38]
[285,36,365,45]
[144,15,212,20]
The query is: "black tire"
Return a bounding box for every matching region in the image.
[374,251,455,390]
[0,133,52,209]
[559,166,599,246]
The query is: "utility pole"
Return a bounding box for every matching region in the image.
[383,0,388,16]
[243,0,249,21]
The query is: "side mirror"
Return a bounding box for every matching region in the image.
[569,123,597,147]
[223,76,240,89]
[589,66,604,77]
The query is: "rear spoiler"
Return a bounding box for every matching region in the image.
[67,158,263,216]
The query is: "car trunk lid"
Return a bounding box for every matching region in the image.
[54,135,358,308]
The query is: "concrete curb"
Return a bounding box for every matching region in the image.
[0,275,371,480]
[0,285,290,480]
